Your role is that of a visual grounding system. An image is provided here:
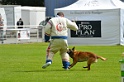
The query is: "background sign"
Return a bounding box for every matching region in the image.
[17,30,30,39]
[71,21,101,38]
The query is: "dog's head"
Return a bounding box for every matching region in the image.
[67,47,75,58]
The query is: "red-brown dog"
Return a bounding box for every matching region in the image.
[67,47,107,70]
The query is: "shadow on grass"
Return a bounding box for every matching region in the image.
[14,69,88,72]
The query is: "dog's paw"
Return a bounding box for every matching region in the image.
[83,66,88,68]
[68,66,71,69]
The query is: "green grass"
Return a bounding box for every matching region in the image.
[0,42,123,82]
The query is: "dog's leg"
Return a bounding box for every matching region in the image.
[85,58,95,70]
[87,64,91,70]
[83,66,88,68]
[83,64,91,70]
[68,59,77,69]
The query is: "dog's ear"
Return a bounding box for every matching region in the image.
[72,46,75,51]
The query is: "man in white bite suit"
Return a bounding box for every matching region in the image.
[42,12,78,70]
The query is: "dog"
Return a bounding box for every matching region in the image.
[67,47,107,70]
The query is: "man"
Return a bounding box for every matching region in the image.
[42,12,78,70]
[0,14,4,29]
[17,18,23,28]
[0,14,5,43]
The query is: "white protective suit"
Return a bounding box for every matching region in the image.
[44,16,78,69]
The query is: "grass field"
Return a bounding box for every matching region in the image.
[0,42,124,82]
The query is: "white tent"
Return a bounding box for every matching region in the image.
[55,0,124,45]
[0,5,21,27]
[21,6,46,26]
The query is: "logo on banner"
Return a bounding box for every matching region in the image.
[71,21,101,38]
[84,0,99,7]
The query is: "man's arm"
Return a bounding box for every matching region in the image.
[44,21,52,36]
[66,19,78,31]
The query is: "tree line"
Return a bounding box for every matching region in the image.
[0,0,124,7]
[0,0,44,6]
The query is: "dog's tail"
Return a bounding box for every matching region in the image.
[97,56,107,61]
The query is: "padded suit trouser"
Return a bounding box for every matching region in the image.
[46,39,69,61]
[45,39,70,68]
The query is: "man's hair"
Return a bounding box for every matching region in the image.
[57,12,64,16]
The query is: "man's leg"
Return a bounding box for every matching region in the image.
[42,46,54,69]
[61,52,70,70]
[42,42,58,69]
[42,59,52,69]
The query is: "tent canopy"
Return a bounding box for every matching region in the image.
[54,0,124,45]
[55,0,124,10]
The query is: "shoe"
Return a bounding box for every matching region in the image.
[42,62,51,69]
[62,67,69,70]
[64,68,69,70]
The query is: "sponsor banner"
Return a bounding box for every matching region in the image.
[71,21,101,38]
[17,30,30,39]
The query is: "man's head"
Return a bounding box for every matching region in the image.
[57,12,64,17]
[19,18,22,21]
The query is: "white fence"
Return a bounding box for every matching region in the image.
[0,25,45,44]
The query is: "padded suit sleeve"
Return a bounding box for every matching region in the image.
[66,19,78,31]
[44,20,52,36]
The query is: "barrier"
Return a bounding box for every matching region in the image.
[0,25,45,44]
